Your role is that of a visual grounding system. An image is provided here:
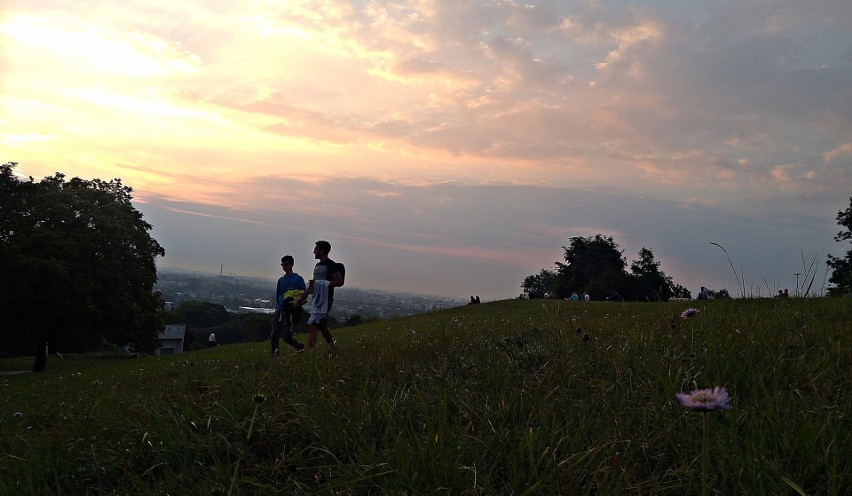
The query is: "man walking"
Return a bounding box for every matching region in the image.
[294,241,343,349]
[271,255,307,356]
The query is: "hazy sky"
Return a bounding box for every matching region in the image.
[2,0,850,300]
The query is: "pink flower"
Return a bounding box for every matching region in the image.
[681,308,699,319]
[676,387,732,411]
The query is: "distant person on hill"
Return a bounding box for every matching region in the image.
[294,240,343,350]
[584,292,590,302]
[697,286,710,300]
[569,292,580,301]
[271,255,307,357]
[208,332,217,348]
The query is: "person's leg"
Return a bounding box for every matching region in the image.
[306,324,319,349]
[270,311,282,356]
[318,318,335,346]
[281,320,304,350]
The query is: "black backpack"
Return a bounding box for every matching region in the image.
[336,262,346,287]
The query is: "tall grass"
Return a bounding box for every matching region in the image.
[1,298,849,494]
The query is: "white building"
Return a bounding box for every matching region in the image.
[158,324,186,355]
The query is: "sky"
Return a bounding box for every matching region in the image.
[2,0,850,301]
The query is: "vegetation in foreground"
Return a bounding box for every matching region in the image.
[1,298,849,495]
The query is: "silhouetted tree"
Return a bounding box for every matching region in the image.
[555,235,630,300]
[522,235,687,301]
[708,288,731,299]
[630,247,676,301]
[671,284,692,299]
[0,162,165,371]
[827,196,852,296]
[167,301,231,329]
[521,269,558,299]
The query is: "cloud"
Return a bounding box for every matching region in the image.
[136,175,838,299]
[823,143,852,164]
[3,0,851,298]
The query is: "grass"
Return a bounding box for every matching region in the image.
[1,298,849,494]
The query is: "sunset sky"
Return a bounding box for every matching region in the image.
[2,0,850,300]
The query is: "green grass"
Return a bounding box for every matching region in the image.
[1,298,849,494]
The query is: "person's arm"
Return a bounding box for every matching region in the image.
[275,279,284,310]
[294,280,313,306]
[330,270,343,288]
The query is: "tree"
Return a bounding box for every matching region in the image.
[0,162,165,371]
[167,301,231,329]
[630,247,676,301]
[827,197,852,296]
[521,268,558,299]
[671,284,692,299]
[554,234,630,300]
[522,235,689,301]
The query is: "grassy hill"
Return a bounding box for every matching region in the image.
[1,298,849,494]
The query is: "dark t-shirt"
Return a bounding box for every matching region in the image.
[312,258,340,305]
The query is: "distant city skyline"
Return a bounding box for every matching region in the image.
[154,268,463,320]
[3,1,850,300]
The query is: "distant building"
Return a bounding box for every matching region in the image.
[164,301,176,310]
[158,324,186,355]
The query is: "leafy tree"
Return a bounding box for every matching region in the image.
[827,197,852,296]
[630,247,676,301]
[521,268,558,299]
[671,284,692,299]
[708,288,731,299]
[554,234,630,300]
[522,235,688,301]
[0,162,165,371]
[167,301,231,329]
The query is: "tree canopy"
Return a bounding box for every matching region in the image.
[522,234,687,301]
[0,162,165,371]
[827,197,852,296]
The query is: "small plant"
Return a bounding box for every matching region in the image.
[710,242,746,297]
[677,387,732,496]
[680,308,699,319]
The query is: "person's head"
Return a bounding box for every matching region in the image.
[313,240,331,259]
[281,255,294,272]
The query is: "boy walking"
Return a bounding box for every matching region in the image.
[271,255,307,356]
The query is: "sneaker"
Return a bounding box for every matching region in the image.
[272,349,279,358]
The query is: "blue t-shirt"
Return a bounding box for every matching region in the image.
[276,273,306,309]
